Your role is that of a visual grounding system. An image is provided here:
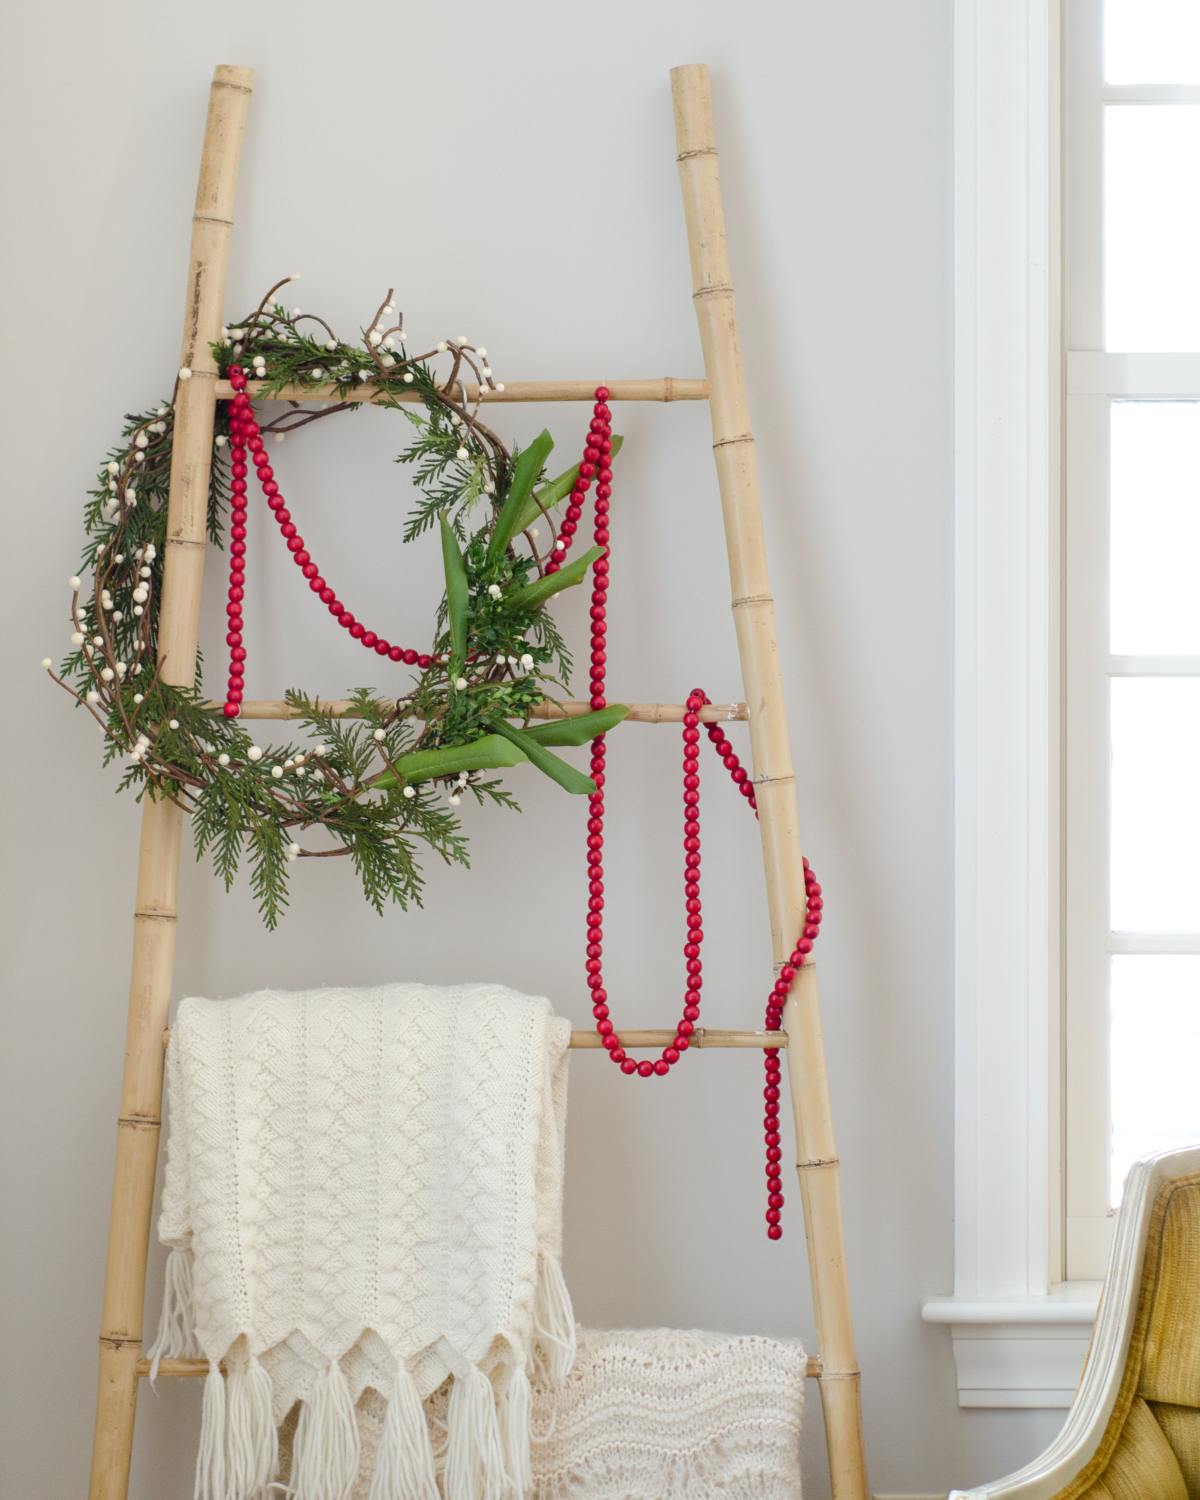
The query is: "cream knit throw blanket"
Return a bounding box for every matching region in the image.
[280,1327,806,1500]
[148,983,574,1500]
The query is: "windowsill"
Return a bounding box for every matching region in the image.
[922,1284,1102,1408]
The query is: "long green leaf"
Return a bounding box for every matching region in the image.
[488,719,596,795]
[500,545,604,613]
[372,733,528,791]
[486,429,554,564]
[521,704,629,746]
[439,512,469,678]
[508,434,624,538]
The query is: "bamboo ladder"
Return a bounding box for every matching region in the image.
[86,61,868,1500]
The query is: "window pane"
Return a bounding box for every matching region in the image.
[1111,678,1200,931]
[1111,401,1200,653]
[1107,0,1200,84]
[1106,106,1200,351]
[1111,955,1200,1203]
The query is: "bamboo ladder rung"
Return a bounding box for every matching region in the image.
[213,378,709,405]
[218,700,749,723]
[137,1354,825,1380]
[157,1026,786,1051]
[571,1028,785,1049]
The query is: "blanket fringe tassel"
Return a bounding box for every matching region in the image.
[226,1351,278,1499]
[197,1359,227,1500]
[532,1255,576,1385]
[444,1365,509,1500]
[146,1245,199,1381]
[503,1365,533,1498]
[368,1361,440,1500]
[291,1357,361,1500]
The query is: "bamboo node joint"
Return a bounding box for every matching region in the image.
[712,434,754,450]
[797,1156,840,1170]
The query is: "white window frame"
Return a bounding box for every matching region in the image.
[922,0,1104,1408]
[1062,3,1200,1284]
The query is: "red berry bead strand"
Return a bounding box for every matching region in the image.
[581,388,702,1079]
[694,693,826,1237]
[545,387,613,577]
[223,369,252,716]
[222,366,430,718]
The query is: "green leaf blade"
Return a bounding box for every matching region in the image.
[486,429,554,564]
[373,733,529,791]
[508,434,624,538]
[439,512,470,678]
[500,545,604,613]
[521,704,629,746]
[488,719,596,795]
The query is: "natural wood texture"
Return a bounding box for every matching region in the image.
[139,1353,825,1379]
[213,377,708,404]
[672,64,868,1500]
[222,698,749,723]
[570,1028,786,1049]
[88,65,252,1500]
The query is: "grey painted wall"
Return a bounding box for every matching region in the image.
[0,3,1064,1496]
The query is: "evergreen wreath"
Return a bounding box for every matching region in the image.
[45,277,627,928]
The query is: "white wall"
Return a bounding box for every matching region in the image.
[0,3,1065,1496]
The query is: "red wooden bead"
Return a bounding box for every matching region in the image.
[417,655,431,669]
[637,1061,653,1078]
[621,1059,637,1074]
[653,1060,670,1076]
[768,1225,783,1240]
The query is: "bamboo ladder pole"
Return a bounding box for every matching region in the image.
[671,65,869,1500]
[87,64,253,1500]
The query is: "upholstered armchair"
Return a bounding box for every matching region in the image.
[954,1146,1200,1500]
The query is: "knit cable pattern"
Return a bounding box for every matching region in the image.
[150,982,573,1500]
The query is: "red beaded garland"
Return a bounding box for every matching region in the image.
[568,389,825,1237]
[222,366,426,715]
[222,371,826,1238]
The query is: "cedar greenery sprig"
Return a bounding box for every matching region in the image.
[44,279,626,928]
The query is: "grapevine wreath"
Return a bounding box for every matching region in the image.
[45,276,824,1236]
